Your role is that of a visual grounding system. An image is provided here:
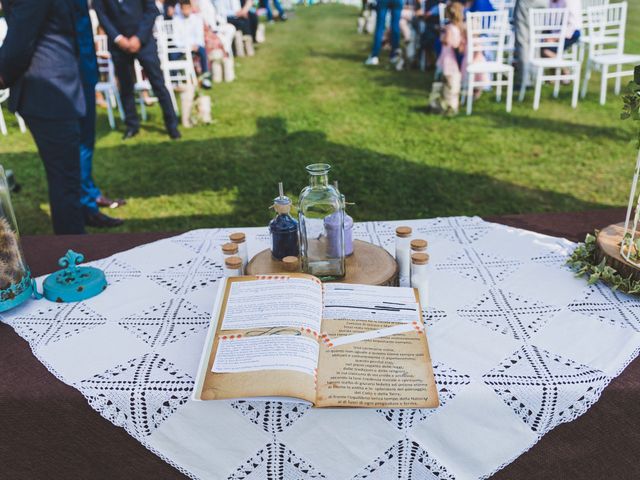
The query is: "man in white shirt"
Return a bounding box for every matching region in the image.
[214,0,257,41]
[174,0,210,78]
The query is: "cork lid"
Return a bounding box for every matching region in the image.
[225,256,242,269]
[410,239,428,251]
[395,226,412,238]
[229,232,246,244]
[411,253,430,265]
[222,242,239,254]
[282,256,299,272]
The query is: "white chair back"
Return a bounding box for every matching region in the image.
[438,3,447,29]
[490,0,515,22]
[155,17,198,86]
[466,10,509,65]
[528,8,569,61]
[586,1,627,57]
[581,0,608,29]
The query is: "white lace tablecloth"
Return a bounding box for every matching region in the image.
[3,217,639,480]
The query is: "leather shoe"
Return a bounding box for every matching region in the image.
[122,128,139,140]
[168,126,181,140]
[85,211,124,228]
[96,195,127,209]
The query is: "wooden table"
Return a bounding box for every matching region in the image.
[2,209,639,480]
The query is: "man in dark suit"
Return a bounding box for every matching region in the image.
[93,0,181,140]
[0,0,86,234]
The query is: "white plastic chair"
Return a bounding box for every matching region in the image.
[580,2,640,105]
[155,17,198,113]
[518,8,581,110]
[0,90,26,136]
[491,0,516,66]
[577,0,609,64]
[94,34,124,129]
[463,11,514,115]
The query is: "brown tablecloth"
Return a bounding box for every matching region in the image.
[2,209,639,480]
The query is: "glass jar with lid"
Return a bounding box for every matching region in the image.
[298,164,345,280]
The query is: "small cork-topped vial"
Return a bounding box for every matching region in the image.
[229,232,248,269]
[224,256,243,277]
[395,226,413,286]
[410,239,428,253]
[282,256,300,272]
[411,253,430,307]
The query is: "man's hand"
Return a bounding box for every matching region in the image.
[128,36,141,53]
[115,35,131,52]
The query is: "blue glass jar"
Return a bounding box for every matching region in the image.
[269,184,299,260]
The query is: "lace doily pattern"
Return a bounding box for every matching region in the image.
[2,217,638,480]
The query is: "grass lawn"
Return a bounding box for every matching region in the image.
[1,3,639,235]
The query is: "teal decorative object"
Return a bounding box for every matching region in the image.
[43,250,107,303]
[0,164,36,312]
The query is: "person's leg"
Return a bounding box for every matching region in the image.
[248,11,259,41]
[137,39,179,132]
[110,50,139,131]
[22,116,85,234]
[273,0,285,18]
[79,80,100,214]
[264,0,274,21]
[371,2,389,57]
[390,5,402,56]
[196,46,209,73]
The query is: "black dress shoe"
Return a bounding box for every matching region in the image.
[122,128,139,140]
[85,211,124,228]
[168,126,181,140]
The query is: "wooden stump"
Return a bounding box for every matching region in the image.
[596,222,640,281]
[246,240,399,286]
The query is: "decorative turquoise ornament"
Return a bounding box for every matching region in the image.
[43,250,107,303]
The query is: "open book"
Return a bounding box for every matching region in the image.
[192,274,439,408]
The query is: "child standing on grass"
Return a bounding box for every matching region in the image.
[429,2,465,115]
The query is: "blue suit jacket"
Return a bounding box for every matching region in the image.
[92,0,160,47]
[0,0,85,120]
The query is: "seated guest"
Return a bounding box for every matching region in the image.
[547,0,582,53]
[174,0,212,86]
[215,0,258,42]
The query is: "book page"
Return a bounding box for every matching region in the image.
[315,285,439,408]
[196,275,322,403]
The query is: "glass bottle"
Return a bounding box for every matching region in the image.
[395,226,413,286]
[269,182,299,261]
[299,164,345,280]
[0,165,34,311]
[411,252,430,308]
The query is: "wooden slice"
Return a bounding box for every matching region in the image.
[246,240,399,286]
[596,222,640,281]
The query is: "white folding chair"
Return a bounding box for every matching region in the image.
[0,90,27,136]
[94,34,124,129]
[463,11,514,115]
[155,17,198,114]
[577,0,609,64]
[518,8,581,110]
[580,2,640,105]
[491,0,516,66]
[133,60,152,122]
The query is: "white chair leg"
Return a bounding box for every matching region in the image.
[533,68,543,111]
[518,64,528,102]
[0,106,7,136]
[581,60,591,99]
[571,66,580,109]
[506,69,513,113]
[600,64,608,105]
[553,68,561,98]
[106,99,115,129]
[139,94,147,122]
[115,90,125,121]
[15,112,26,133]
[167,83,178,113]
[466,77,474,115]
[614,64,622,95]
[496,73,503,103]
